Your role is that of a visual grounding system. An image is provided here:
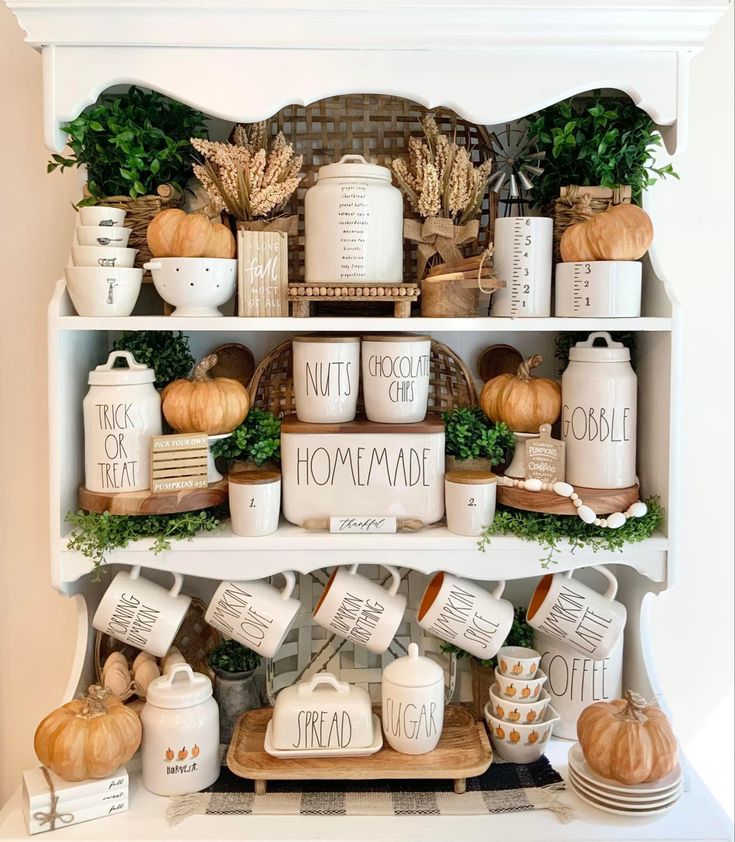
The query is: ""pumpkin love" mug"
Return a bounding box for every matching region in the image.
[93,566,191,657]
[205,573,300,659]
[526,566,626,661]
[313,564,406,654]
[418,573,513,659]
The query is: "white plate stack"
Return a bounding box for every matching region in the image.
[567,743,683,817]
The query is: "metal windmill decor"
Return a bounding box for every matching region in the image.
[488,124,546,216]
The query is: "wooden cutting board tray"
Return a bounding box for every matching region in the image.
[78,479,228,515]
[497,482,640,515]
[227,705,492,795]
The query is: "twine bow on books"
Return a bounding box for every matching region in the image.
[33,768,75,831]
[404,217,480,279]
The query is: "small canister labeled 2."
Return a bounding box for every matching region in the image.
[444,470,496,536]
[83,350,162,493]
[561,332,637,489]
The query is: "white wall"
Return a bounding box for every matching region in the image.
[0,2,732,818]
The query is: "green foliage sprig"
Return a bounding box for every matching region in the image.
[66,508,224,579]
[48,86,207,200]
[554,331,636,376]
[528,94,678,207]
[211,408,281,465]
[479,497,663,569]
[111,331,195,390]
[440,606,533,668]
[442,407,515,465]
[208,639,260,674]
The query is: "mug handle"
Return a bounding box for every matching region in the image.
[297,672,350,696]
[167,572,184,598]
[279,571,296,600]
[564,566,618,600]
[347,563,401,596]
[490,580,506,600]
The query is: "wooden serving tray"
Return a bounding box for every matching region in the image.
[497,482,640,516]
[227,705,492,795]
[78,479,228,515]
[288,281,420,318]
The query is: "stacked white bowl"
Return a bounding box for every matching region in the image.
[483,646,560,763]
[65,206,143,316]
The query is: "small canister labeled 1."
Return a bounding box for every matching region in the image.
[228,469,281,536]
[444,470,497,536]
[140,664,219,796]
[491,217,553,317]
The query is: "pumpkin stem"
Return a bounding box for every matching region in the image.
[614,689,650,723]
[517,354,543,380]
[78,684,112,719]
[191,354,218,381]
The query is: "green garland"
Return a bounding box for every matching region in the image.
[66,508,224,579]
[479,496,663,569]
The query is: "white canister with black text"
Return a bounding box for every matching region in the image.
[445,470,496,536]
[561,332,637,488]
[293,336,360,423]
[228,469,281,536]
[381,643,444,755]
[83,351,162,493]
[361,334,431,423]
[305,155,403,283]
[491,217,553,317]
[141,665,219,796]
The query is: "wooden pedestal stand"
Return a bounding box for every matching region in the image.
[288,282,420,317]
[497,483,640,515]
[228,705,492,795]
[78,480,228,515]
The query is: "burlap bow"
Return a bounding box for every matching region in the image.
[404,217,480,279]
[236,214,298,236]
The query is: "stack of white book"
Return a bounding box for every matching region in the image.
[22,766,128,835]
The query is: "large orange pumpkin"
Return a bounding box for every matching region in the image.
[147,209,236,259]
[480,354,561,432]
[560,203,653,262]
[34,685,142,781]
[577,690,678,785]
[162,353,250,435]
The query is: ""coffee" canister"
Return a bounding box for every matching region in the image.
[561,332,637,489]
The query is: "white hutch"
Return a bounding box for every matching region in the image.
[0,2,731,840]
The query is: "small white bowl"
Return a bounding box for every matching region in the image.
[65,266,143,317]
[145,257,237,317]
[496,646,542,679]
[495,668,547,701]
[76,225,132,247]
[78,206,127,227]
[484,701,560,764]
[71,245,138,268]
[488,682,550,724]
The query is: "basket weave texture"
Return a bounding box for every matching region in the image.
[240,95,497,285]
[249,338,478,416]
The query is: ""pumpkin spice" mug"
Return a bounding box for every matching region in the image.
[526,566,626,661]
[313,564,406,654]
[93,567,191,658]
[418,573,513,659]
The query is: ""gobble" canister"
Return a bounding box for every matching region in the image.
[361,334,431,423]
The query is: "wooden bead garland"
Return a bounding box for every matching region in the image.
[496,476,648,528]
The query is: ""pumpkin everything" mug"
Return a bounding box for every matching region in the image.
[526,566,626,661]
[313,564,406,654]
[418,572,513,659]
[93,566,191,657]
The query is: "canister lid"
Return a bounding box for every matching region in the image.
[568,331,631,363]
[145,664,212,709]
[362,334,431,343]
[317,154,392,182]
[228,469,281,485]
[88,350,156,385]
[382,642,444,688]
[292,335,360,344]
[445,470,497,485]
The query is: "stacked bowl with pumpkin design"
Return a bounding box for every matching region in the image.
[145,209,237,317]
[483,646,560,763]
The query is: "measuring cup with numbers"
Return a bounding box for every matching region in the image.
[491,217,553,317]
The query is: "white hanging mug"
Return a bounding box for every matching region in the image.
[93,566,191,658]
[418,572,514,659]
[313,564,407,654]
[526,566,627,661]
[205,573,300,659]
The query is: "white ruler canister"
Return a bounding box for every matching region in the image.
[555,261,642,317]
[491,216,553,317]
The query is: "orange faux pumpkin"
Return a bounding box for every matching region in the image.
[480,354,561,432]
[206,222,237,259]
[162,354,250,435]
[172,213,216,258]
[34,685,142,782]
[147,208,187,257]
[147,209,236,259]
[560,203,653,262]
[577,690,678,785]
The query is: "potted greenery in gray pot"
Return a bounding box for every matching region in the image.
[442,407,515,474]
[208,639,262,744]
